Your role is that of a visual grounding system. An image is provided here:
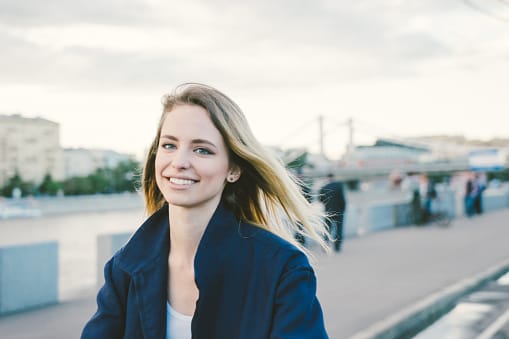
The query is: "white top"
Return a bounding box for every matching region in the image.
[166,302,193,339]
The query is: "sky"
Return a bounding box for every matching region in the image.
[1,0,508,160]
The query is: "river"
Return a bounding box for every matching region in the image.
[0,208,145,300]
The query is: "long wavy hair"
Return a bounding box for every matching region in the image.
[142,83,330,255]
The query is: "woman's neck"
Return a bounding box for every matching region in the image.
[168,203,218,263]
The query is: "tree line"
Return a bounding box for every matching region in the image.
[1,160,140,197]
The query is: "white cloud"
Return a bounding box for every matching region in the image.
[1,0,509,158]
[0,0,153,26]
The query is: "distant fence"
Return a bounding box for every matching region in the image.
[343,187,509,237]
[0,193,144,219]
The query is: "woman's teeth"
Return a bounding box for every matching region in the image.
[169,178,195,185]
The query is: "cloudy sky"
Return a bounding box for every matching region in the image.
[1,0,508,159]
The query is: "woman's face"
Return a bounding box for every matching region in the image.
[155,104,236,211]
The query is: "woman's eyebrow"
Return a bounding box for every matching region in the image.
[160,135,217,148]
[160,134,178,141]
[191,139,217,148]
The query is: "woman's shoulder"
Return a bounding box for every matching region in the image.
[237,222,310,266]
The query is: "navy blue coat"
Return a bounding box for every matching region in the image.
[81,203,329,339]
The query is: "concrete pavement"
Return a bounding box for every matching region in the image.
[414,272,509,339]
[315,209,509,338]
[0,297,96,339]
[1,209,509,338]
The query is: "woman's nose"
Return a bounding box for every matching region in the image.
[171,149,191,169]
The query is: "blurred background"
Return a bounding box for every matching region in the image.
[1,0,509,338]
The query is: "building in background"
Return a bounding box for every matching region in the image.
[340,138,431,169]
[468,148,507,172]
[403,135,475,163]
[340,136,509,169]
[64,148,135,178]
[0,114,64,186]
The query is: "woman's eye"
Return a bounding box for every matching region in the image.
[161,143,176,150]
[195,147,213,155]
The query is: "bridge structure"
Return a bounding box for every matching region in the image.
[301,160,473,181]
[279,116,509,183]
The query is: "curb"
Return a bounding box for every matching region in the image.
[349,257,509,339]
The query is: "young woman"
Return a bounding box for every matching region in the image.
[81,83,330,338]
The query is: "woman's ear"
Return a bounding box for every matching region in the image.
[226,165,242,183]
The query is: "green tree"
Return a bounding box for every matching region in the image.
[112,160,140,192]
[61,159,141,196]
[63,176,94,195]
[1,172,23,197]
[285,151,308,171]
[1,172,35,197]
[89,168,110,193]
[38,173,62,196]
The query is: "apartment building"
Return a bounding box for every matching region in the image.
[0,114,64,186]
[64,148,134,178]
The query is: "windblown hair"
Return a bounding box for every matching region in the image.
[142,83,330,255]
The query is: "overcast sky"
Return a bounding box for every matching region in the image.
[1,0,508,159]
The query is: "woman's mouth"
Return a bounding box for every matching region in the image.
[169,177,196,185]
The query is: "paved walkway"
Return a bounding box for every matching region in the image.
[316,209,509,338]
[1,209,509,338]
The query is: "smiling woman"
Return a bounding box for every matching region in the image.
[81,83,331,339]
[154,104,235,212]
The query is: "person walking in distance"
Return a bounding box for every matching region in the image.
[472,172,486,215]
[464,173,476,218]
[319,173,347,252]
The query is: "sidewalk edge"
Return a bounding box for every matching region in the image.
[348,256,509,339]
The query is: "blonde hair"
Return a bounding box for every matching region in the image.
[142,83,330,255]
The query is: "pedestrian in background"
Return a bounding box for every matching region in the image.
[319,173,347,252]
[81,83,330,338]
[473,172,486,215]
[419,174,436,223]
[465,173,475,217]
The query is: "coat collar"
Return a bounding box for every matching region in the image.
[116,206,170,339]
[194,202,238,289]
[116,201,238,276]
[115,201,239,338]
[117,206,170,275]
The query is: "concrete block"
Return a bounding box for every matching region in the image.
[394,203,413,227]
[436,191,457,219]
[368,203,395,231]
[97,232,132,288]
[483,191,509,212]
[0,241,58,315]
[343,205,360,238]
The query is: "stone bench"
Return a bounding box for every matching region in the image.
[0,241,58,315]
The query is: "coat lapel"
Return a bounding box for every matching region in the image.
[117,205,170,339]
[133,257,168,339]
[117,203,239,338]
